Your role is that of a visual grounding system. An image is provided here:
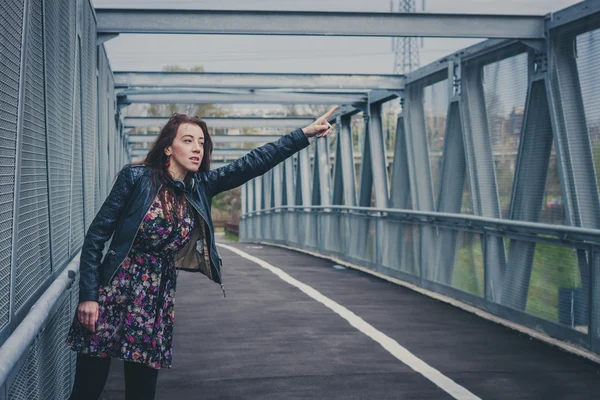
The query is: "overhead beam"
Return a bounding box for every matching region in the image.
[130,148,251,158]
[118,92,365,105]
[114,72,405,91]
[124,116,313,129]
[128,134,282,144]
[95,9,545,39]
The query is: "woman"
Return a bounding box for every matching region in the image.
[65,106,338,400]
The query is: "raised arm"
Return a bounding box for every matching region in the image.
[201,106,338,197]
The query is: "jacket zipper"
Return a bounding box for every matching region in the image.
[107,184,163,285]
[106,184,227,298]
[187,200,227,298]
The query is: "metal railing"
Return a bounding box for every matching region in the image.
[242,206,600,353]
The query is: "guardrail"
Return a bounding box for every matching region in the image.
[241,206,600,354]
[0,253,80,397]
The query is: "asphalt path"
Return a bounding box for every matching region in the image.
[99,240,600,400]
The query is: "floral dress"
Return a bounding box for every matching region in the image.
[67,187,195,370]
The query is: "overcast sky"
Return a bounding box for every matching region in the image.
[94,0,579,74]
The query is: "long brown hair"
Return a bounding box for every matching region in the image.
[141,113,213,219]
[143,113,213,189]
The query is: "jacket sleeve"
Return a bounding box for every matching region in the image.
[78,165,135,302]
[201,128,310,197]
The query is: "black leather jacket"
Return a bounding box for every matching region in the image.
[78,128,309,302]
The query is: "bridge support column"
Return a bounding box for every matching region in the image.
[502,73,553,311]
[460,60,506,303]
[545,28,600,323]
[404,83,435,280]
[436,100,467,286]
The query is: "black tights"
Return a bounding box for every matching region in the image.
[69,353,159,400]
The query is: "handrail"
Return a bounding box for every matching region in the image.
[242,206,600,245]
[0,253,80,387]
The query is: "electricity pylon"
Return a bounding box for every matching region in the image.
[390,0,421,75]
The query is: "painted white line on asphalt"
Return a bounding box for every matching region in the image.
[217,243,481,400]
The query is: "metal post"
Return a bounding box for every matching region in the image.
[502,73,553,310]
[312,136,331,206]
[460,60,506,302]
[9,0,32,335]
[404,82,436,280]
[332,115,357,206]
[546,27,600,315]
[436,100,466,285]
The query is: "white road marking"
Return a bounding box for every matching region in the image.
[217,243,481,400]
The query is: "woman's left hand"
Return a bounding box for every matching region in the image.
[301,106,339,138]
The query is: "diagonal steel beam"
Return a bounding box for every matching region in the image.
[118,92,365,105]
[114,71,405,91]
[96,9,545,39]
[128,134,282,144]
[124,116,314,130]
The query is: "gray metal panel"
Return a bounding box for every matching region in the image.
[460,61,506,302]
[44,0,76,273]
[114,71,405,91]
[283,157,295,207]
[481,53,529,220]
[0,0,24,333]
[254,176,262,211]
[265,170,274,209]
[404,83,437,281]
[332,116,357,206]
[502,79,553,311]
[241,184,247,215]
[247,180,255,213]
[272,164,282,208]
[70,37,85,254]
[14,0,51,313]
[295,147,312,206]
[312,137,331,206]
[358,113,373,207]
[404,84,434,212]
[546,29,599,317]
[367,102,389,208]
[118,92,366,105]
[389,115,411,210]
[81,4,97,231]
[547,31,600,229]
[435,101,466,285]
[95,9,545,39]
[124,116,313,130]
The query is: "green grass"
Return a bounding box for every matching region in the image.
[525,243,580,323]
[448,235,581,323]
[452,234,484,296]
[223,231,239,242]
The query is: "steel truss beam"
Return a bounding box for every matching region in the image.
[404,82,436,280]
[435,100,469,286]
[118,92,365,105]
[96,9,545,39]
[332,115,356,206]
[502,77,553,311]
[128,134,282,144]
[129,148,251,158]
[114,72,405,91]
[124,116,314,130]
[460,59,506,303]
[312,137,331,206]
[545,27,600,330]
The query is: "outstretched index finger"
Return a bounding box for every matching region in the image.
[322,105,339,121]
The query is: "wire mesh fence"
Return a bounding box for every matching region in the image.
[0,0,125,398]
